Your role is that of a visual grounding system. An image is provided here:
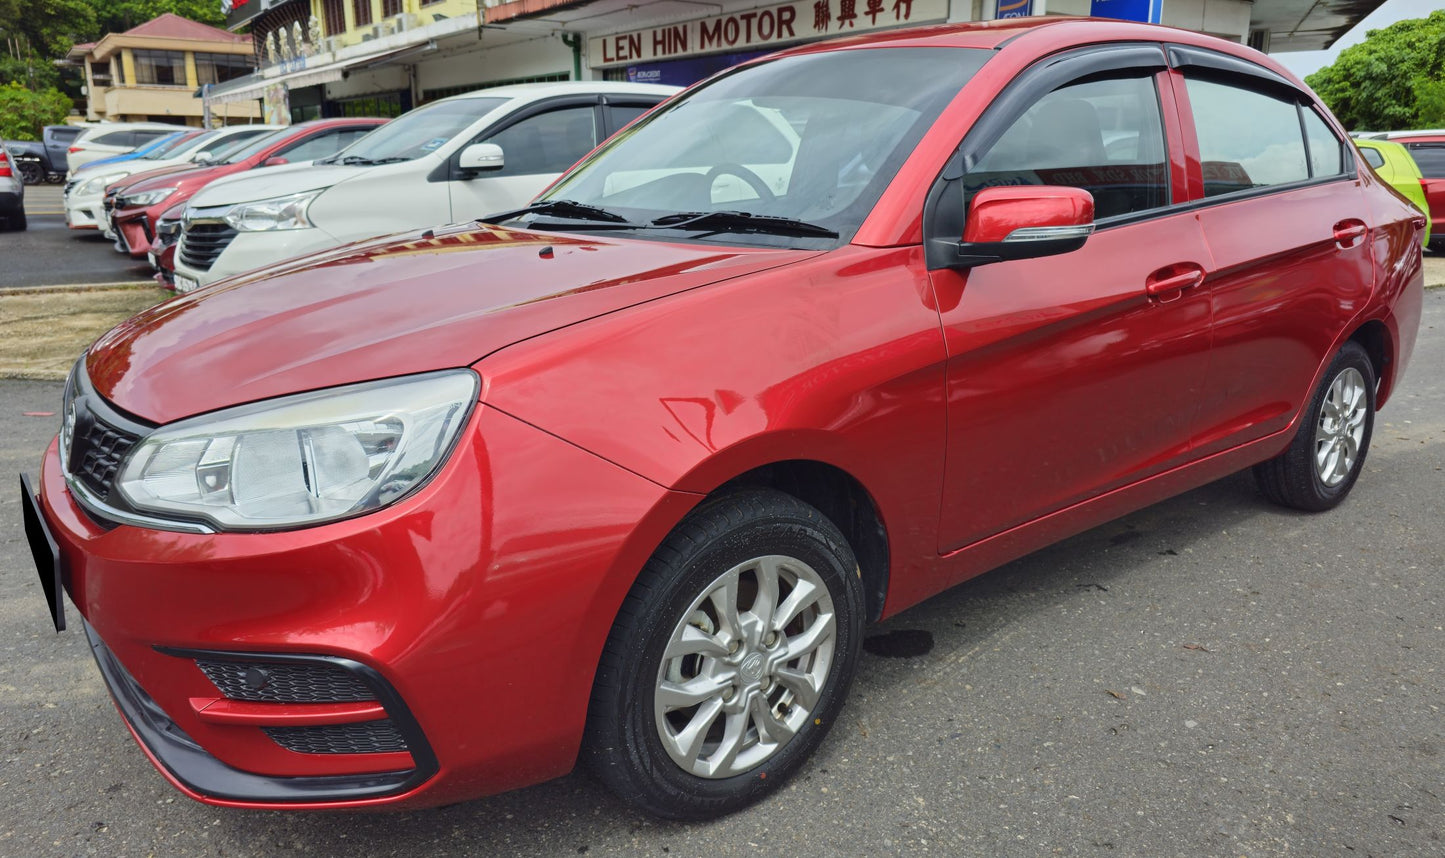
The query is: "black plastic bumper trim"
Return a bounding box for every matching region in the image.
[84,621,437,804]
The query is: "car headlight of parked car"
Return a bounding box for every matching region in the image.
[115,369,479,531]
[123,187,178,207]
[77,172,127,196]
[223,190,323,232]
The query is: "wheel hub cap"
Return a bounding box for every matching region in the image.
[654,554,836,779]
[1313,366,1367,487]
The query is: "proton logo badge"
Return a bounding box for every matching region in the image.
[741,653,765,680]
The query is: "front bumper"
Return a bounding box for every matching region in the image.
[32,401,689,809]
[175,226,342,287]
[65,197,104,230]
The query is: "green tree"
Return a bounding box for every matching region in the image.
[0,82,72,139]
[1306,11,1445,132]
[92,0,227,33]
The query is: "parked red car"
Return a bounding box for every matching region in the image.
[1376,132,1445,251]
[108,118,385,259]
[22,19,1424,820]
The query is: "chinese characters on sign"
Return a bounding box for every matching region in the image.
[588,0,947,67]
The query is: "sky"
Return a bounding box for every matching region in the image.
[1273,0,1440,80]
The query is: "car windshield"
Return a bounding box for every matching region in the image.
[538,48,990,245]
[217,128,292,165]
[140,132,199,160]
[323,97,506,164]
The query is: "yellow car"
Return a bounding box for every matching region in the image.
[1354,138,1432,246]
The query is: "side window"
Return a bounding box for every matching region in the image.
[1358,147,1385,170]
[1301,109,1344,177]
[1405,144,1445,178]
[967,74,1169,220]
[133,130,173,146]
[480,106,598,177]
[1185,77,1308,196]
[91,130,135,147]
[277,130,348,162]
[606,104,654,134]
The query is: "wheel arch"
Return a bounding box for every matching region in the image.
[1348,319,1394,406]
[711,460,891,624]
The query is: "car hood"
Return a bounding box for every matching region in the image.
[113,163,203,191]
[189,163,363,208]
[87,224,818,424]
[121,162,237,195]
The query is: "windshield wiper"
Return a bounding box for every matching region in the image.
[481,199,636,226]
[649,210,838,238]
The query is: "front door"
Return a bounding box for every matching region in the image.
[928,65,1215,553]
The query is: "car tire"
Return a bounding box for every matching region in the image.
[4,209,25,232]
[585,489,865,820]
[1253,341,1375,511]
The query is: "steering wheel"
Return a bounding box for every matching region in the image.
[704,163,775,203]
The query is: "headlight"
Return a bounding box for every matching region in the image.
[76,172,126,196]
[116,370,479,531]
[124,187,177,207]
[224,190,322,232]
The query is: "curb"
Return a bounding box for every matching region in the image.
[0,281,162,295]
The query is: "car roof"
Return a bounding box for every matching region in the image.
[439,81,679,104]
[766,18,1306,86]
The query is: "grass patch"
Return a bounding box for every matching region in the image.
[0,285,171,381]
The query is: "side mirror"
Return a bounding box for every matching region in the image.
[261,156,289,167]
[193,150,214,163]
[458,143,504,174]
[952,186,1095,267]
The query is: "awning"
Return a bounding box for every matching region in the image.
[200,45,422,105]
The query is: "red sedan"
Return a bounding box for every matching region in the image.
[1375,132,1445,251]
[108,118,386,259]
[22,19,1424,819]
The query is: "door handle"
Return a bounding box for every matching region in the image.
[1144,264,1206,303]
[1332,219,1368,247]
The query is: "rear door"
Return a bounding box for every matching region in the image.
[1169,51,1373,457]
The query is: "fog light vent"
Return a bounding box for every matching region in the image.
[265,721,408,755]
[197,660,375,703]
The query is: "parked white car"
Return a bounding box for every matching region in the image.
[172,82,677,289]
[64,125,280,232]
[64,122,188,176]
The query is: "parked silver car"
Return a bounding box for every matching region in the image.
[0,140,27,231]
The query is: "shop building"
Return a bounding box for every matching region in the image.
[207,0,576,122]
[481,0,1386,86]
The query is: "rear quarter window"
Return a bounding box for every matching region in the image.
[1405,144,1445,178]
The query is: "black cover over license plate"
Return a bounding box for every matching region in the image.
[19,474,65,632]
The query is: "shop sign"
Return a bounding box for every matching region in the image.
[995,0,1031,18]
[588,0,949,68]
[224,0,285,30]
[1089,0,1161,23]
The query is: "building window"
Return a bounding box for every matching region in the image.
[382,0,403,15]
[195,52,254,86]
[132,50,188,86]
[113,58,124,84]
[323,0,347,36]
[353,0,373,27]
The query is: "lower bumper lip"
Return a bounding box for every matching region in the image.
[83,619,436,805]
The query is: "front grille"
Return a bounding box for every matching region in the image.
[68,417,139,498]
[264,721,409,755]
[178,223,238,271]
[196,660,376,703]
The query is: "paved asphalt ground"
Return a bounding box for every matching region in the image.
[0,185,154,288]
[0,270,1441,856]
